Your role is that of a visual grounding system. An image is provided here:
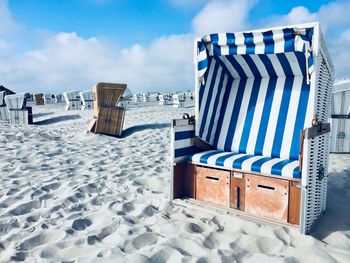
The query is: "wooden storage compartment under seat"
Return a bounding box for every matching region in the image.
[245,174,289,222]
[172,163,196,199]
[230,172,245,211]
[288,181,301,225]
[195,166,230,207]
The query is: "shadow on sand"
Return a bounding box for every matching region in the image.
[32,112,55,118]
[310,167,350,239]
[122,123,170,137]
[34,115,81,125]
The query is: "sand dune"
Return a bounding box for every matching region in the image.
[0,103,349,262]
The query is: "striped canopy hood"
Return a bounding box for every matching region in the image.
[196,25,316,161]
[197,27,314,83]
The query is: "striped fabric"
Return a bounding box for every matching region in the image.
[172,122,200,162]
[198,52,311,161]
[79,90,94,110]
[5,93,26,110]
[197,28,314,80]
[190,150,300,178]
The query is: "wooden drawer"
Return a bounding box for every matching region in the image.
[230,171,245,211]
[195,166,230,207]
[245,174,289,222]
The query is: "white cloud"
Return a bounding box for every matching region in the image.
[0,0,19,34]
[262,0,350,78]
[1,32,194,94]
[317,0,350,32]
[328,29,350,78]
[263,1,350,32]
[264,6,316,27]
[192,0,253,35]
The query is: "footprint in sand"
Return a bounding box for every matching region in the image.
[9,201,41,216]
[203,232,219,249]
[126,232,158,251]
[17,230,65,251]
[123,202,135,213]
[72,218,92,231]
[185,223,203,234]
[41,182,61,192]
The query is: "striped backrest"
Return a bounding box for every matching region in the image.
[80,90,94,102]
[197,26,315,161]
[63,91,80,102]
[5,93,26,110]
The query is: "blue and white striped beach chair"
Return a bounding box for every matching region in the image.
[63,91,81,110]
[171,22,334,234]
[55,94,63,103]
[5,93,33,124]
[173,93,185,108]
[43,94,54,104]
[330,81,350,153]
[79,90,94,110]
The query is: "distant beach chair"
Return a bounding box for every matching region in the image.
[54,94,63,103]
[118,87,133,108]
[43,94,54,104]
[63,91,81,110]
[0,91,9,121]
[159,94,171,105]
[171,22,334,234]
[79,90,94,110]
[173,93,185,108]
[133,94,142,103]
[5,93,33,124]
[142,94,149,102]
[330,81,350,153]
[34,93,45,105]
[88,82,127,137]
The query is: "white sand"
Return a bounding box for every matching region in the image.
[0,103,349,263]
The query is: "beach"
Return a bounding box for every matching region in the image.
[0,103,349,263]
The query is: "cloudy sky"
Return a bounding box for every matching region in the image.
[0,0,349,94]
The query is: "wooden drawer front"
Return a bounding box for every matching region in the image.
[288,181,301,225]
[195,166,230,207]
[230,172,245,211]
[245,174,289,222]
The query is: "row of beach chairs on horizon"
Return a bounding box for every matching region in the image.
[33,91,94,110]
[133,92,194,108]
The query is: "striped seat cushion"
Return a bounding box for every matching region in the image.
[189,150,301,179]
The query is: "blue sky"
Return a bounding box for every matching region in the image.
[1,0,350,93]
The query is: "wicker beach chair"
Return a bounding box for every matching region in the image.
[330,81,350,153]
[34,93,44,105]
[88,82,127,137]
[63,91,81,110]
[170,22,334,234]
[79,90,94,110]
[5,93,33,124]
